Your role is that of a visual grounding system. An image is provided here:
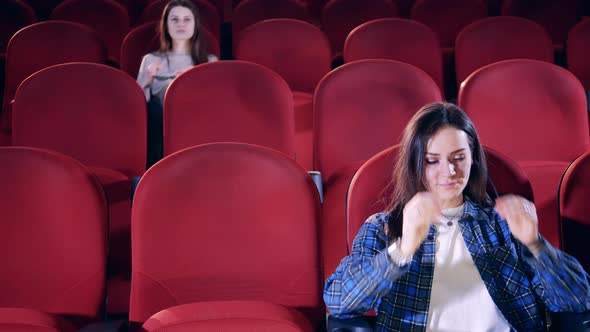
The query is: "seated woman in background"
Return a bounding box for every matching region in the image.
[324,102,590,332]
[137,0,218,165]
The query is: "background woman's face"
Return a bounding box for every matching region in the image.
[167,6,195,42]
[423,126,472,208]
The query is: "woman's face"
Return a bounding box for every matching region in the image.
[423,126,472,209]
[167,6,195,42]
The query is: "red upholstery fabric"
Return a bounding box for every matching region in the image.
[567,19,590,91]
[559,151,590,272]
[120,21,219,78]
[0,308,77,332]
[163,61,295,157]
[346,145,534,250]
[293,91,313,170]
[455,16,554,85]
[236,19,331,94]
[142,301,314,332]
[411,0,487,49]
[0,21,106,143]
[12,63,146,315]
[232,0,312,50]
[343,18,444,91]
[139,0,220,38]
[313,59,442,277]
[12,62,146,177]
[502,0,578,47]
[129,143,322,325]
[459,59,590,247]
[0,0,36,53]
[321,0,398,55]
[50,0,130,63]
[0,147,107,325]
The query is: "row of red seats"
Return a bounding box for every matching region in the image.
[1,140,589,331]
[2,0,587,63]
[1,58,588,314]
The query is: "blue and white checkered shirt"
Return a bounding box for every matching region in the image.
[324,199,590,332]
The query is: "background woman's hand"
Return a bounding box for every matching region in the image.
[495,195,542,253]
[146,60,163,81]
[400,192,441,257]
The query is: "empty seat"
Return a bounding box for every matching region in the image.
[0,21,106,145]
[321,0,398,56]
[12,62,147,315]
[411,0,487,50]
[567,19,590,92]
[458,59,590,247]
[164,60,295,158]
[0,0,36,54]
[236,18,331,170]
[233,0,312,50]
[120,21,219,78]
[130,142,321,330]
[346,145,534,250]
[344,18,444,91]
[0,147,107,331]
[139,0,220,38]
[559,151,590,273]
[313,59,442,278]
[51,0,131,63]
[455,16,554,85]
[502,0,578,49]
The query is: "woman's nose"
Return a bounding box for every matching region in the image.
[441,161,456,176]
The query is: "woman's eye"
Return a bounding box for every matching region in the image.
[453,156,465,162]
[425,159,438,164]
[184,18,192,23]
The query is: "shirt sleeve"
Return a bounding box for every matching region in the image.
[519,235,590,313]
[136,54,154,102]
[324,213,411,318]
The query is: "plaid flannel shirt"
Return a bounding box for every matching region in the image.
[324,199,590,332]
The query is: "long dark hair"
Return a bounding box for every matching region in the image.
[385,102,492,241]
[158,0,209,64]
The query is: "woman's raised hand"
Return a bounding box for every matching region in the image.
[495,195,542,255]
[400,192,441,257]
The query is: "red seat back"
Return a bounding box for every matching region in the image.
[12,62,146,177]
[164,60,295,157]
[129,142,322,323]
[51,0,130,62]
[321,0,398,54]
[411,0,487,48]
[344,18,444,91]
[236,18,331,93]
[567,19,590,91]
[346,145,534,250]
[139,0,220,38]
[0,147,107,324]
[455,16,554,85]
[120,21,219,78]
[233,0,312,50]
[0,0,36,53]
[314,59,442,182]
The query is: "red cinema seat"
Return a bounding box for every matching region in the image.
[21,0,63,20]
[232,0,312,51]
[344,18,444,91]
[50,0,131,63]
[236,18,331,170]
[459,59,590,248]
[12,62,147,315]
[0,147,107,331]
[559,150,590,273]
[321,0,398,57]
[120,21,219,78]
[130,142,322,330]
[0,21,106,146]
[313,59,442,278]
[568,19,590,91]
[455,16,554,86]
[346,145,534,251]
[139,0,220,39]
[163,60,295,158]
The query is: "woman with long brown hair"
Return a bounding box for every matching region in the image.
[324,102,590,331]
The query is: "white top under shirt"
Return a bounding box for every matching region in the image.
[426,204,511,332]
